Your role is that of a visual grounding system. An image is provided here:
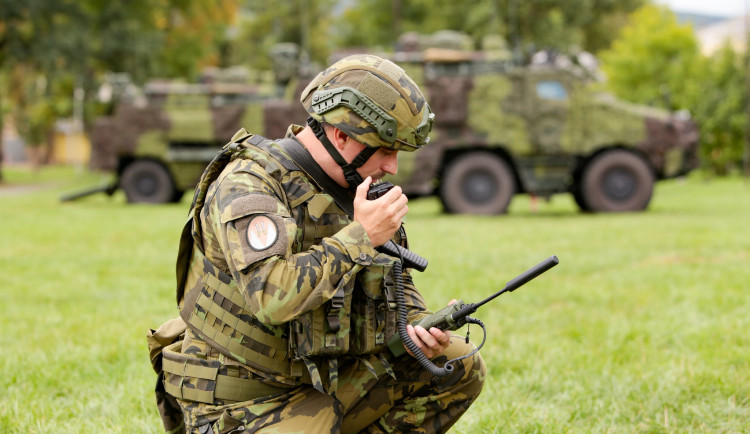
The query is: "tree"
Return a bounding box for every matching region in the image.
[153,0,239,79]
[0,0,87,169]
[689,44,746,175]
[599,4,701,111]
[0,0,237,177]
[508,0,646,54]
[335,0,645,55]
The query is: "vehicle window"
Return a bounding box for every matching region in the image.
[536,81,568,101]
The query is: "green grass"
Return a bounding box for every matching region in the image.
[1,167,748,432]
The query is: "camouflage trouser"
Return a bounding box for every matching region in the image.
[178,335,485,433]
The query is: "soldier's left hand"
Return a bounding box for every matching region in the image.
[405,324,451,359]
[353,176,408,246]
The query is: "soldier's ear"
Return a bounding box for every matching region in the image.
[330,127,350,151]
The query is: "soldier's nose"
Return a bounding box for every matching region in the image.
[384,155,398,175]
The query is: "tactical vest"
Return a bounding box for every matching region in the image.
[175,131,399,395]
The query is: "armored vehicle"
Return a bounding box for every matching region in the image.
[88,79,309,203]
[86,39,698,212]
[85,43,311,204]
[387,46,699,213]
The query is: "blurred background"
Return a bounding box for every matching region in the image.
[2,2,749,432]
[1,0,749,184]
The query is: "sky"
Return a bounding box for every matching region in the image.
[657,0,747,17]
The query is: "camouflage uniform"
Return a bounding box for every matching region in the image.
[149,53,484,433]
[156,125,484,433]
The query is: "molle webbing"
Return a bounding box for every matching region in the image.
[161,342,288,404]
[180,247,289,374]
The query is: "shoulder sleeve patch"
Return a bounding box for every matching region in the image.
[227,213,291,272]
[244,215,279,251]
[218,193,293,272]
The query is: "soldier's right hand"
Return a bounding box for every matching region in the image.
[353,176,408,247]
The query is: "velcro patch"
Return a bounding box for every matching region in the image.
[220,194,288,224]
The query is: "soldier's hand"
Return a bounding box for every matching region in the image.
[353,176,408,247]
[405,324,451,359]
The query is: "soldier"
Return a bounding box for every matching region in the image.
[149,54,485,433]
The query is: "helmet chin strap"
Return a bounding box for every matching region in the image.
[308,117,378,189]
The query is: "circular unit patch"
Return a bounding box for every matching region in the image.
[247,215,279,251]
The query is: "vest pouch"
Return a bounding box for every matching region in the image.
[351,257,397,355]
[291,269,356,358]
[147,318,187,434]
[162,341,290,405]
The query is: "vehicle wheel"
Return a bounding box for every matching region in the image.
[580,150,654,212]
[120,160,177,204]
[440,151,516,214]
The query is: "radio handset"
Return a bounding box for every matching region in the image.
[367,182,427,271]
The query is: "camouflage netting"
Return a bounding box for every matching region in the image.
[90,105,169,171]
[467,74,531,153]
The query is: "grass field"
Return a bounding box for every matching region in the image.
[1,167,748,433]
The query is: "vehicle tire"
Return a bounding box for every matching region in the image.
[440,151,516,214]
[580,149,654,212]
[120,160,177,204]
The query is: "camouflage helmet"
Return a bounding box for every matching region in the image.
[300,54,434,152]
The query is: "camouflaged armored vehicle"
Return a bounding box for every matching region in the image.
[87,45,311,203]
[87,37,698,212]
[88,79,308,203]
[387,44,699,213]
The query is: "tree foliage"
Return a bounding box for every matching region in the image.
[689,44,747,174]
[335,0,645,54]
[337,0,500,48]
[229,0,336,72]
[3,0,745,176]
[0,0,237,168]
[0,0,89,171]
[599,5,701,110]
[600,4,746,174]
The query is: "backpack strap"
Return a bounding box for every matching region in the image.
[176,132,260,303]
[276,138,356,218]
